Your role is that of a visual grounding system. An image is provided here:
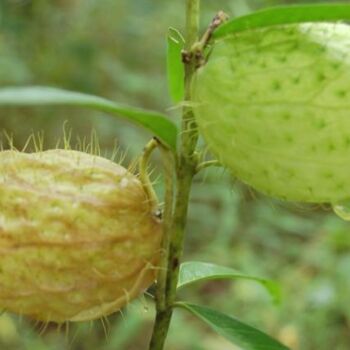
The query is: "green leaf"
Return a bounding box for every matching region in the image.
[214,3,350,39]
[0,86,177,151]
[178,261,280,302]
[176,303,290,350]
[167,27,185,103]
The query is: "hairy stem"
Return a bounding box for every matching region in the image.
[148,142,175,350]
[196,159,222,173]
[139,138,159,211]
[154,143,175,312]
[148,0,200,349]
[193,11,229,53]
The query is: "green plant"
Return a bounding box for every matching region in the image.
[1,2,350,349]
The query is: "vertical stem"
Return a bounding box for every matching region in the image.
[148,144,175,350]
[185,0,200,52]
[154,144,175,312]
[148,1,200,349]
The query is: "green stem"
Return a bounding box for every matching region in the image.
[154,143,175,312]
[185,0,200,52]
[148,142,175,350]
[192,11,229,53]
[140,138,175,314]
[148,1,200,349]
[139,138,159,211]
[196,159,222,173]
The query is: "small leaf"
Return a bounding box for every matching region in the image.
[167,27,185,103]
[178,261,280,302]
[0,86,177,151]
[176,303,290,350]
[214,4,350,38]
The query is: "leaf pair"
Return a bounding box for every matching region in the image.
[177,261,288,350]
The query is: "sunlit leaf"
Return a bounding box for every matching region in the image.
[176,303,290,350]
[214,4,350,38]
[167,27,185,103]
[0,86,178,151]
[178,261,280,302]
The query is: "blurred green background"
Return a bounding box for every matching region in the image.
[0,0,349,349]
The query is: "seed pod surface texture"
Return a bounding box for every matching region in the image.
[0,150,162,322]
[193,23,350,203]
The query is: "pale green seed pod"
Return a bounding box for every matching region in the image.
[193,23,350,203]
[0,149,162,322]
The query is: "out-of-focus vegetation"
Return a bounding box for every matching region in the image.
[0,1,350,349]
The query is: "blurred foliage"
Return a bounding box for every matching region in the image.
[0,0,350,349]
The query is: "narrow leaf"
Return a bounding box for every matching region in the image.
[214,4,350,38]
[0,86,177,150]
[167,27,185,103]
[176,303,289,350]
[178,261,280,302]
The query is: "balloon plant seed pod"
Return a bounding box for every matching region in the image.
[193,23,350,203]
[0,149,162,322]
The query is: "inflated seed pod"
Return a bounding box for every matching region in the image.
[193,23,350,203]
[0,149,162,322]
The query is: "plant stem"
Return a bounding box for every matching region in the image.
[148,144,175,349]
[148,1,200,349]
[139,138,159,211]
[185,0,200,52]
[196,159,222,173]
[154,143,175,312]
[192,11,229,53]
